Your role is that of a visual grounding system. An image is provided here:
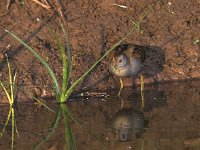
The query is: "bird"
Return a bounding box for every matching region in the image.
[108,44,146,97]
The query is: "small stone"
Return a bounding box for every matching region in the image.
[34,87,42,97]
[168,2,172,5]
[41,89,54,98]
[0,53,4,62]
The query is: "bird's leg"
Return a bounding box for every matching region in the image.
[140,74,144,92]
[117,78,124,108]
[120,97,124,108]
[140,74,145,110]
[117,78,123,97]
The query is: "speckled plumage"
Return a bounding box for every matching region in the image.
[109,44,146,78]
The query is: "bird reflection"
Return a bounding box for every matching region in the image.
[111,108,146,141]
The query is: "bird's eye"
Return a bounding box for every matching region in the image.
[116,54,127,68]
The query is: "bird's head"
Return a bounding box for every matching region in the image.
[108,44,146,78]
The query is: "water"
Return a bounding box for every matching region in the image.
[0,80,200,150]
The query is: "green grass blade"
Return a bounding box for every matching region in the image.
[13,72,17,94]
[39,20,69,102]
[33,97,55,113]
[46,27,67,98]
[11,108,14,150]
[130,5,152,32]
[0,81,12,104]
[5,30,60,99]
[5,54,14,104]
[130,19,140,31]
[59,20,72,89]
[63,28,134,101]
[57,36,68,101]
[137,5,152,26]
[45,20,72,102]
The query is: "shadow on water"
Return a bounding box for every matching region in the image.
[0,80,200,149]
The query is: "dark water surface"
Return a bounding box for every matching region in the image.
[0,80,200,150]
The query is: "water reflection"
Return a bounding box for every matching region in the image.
[110,85,167,143]
[111,108,145,141]
[0,81,200,149]
[119,87,167,111]
[0,107,15,149]
[33,104,78,150]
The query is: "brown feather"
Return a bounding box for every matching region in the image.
[109,44,146,63]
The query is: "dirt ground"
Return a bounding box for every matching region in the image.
[0,0,200,103]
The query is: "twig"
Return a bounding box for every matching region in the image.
[32,0,51,10]
[112,4,128,9]
[0,0,11,16]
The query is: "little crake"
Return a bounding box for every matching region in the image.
[109,44,146,78]
[109,44,146,96]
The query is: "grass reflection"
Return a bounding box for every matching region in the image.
[0,54,17,149]
[0,107,15,149]
[34,104,77,150]
[61,104,76,150]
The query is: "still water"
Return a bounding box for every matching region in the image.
[0,80,200,150]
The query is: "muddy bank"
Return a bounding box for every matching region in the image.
[0,0,199,103]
